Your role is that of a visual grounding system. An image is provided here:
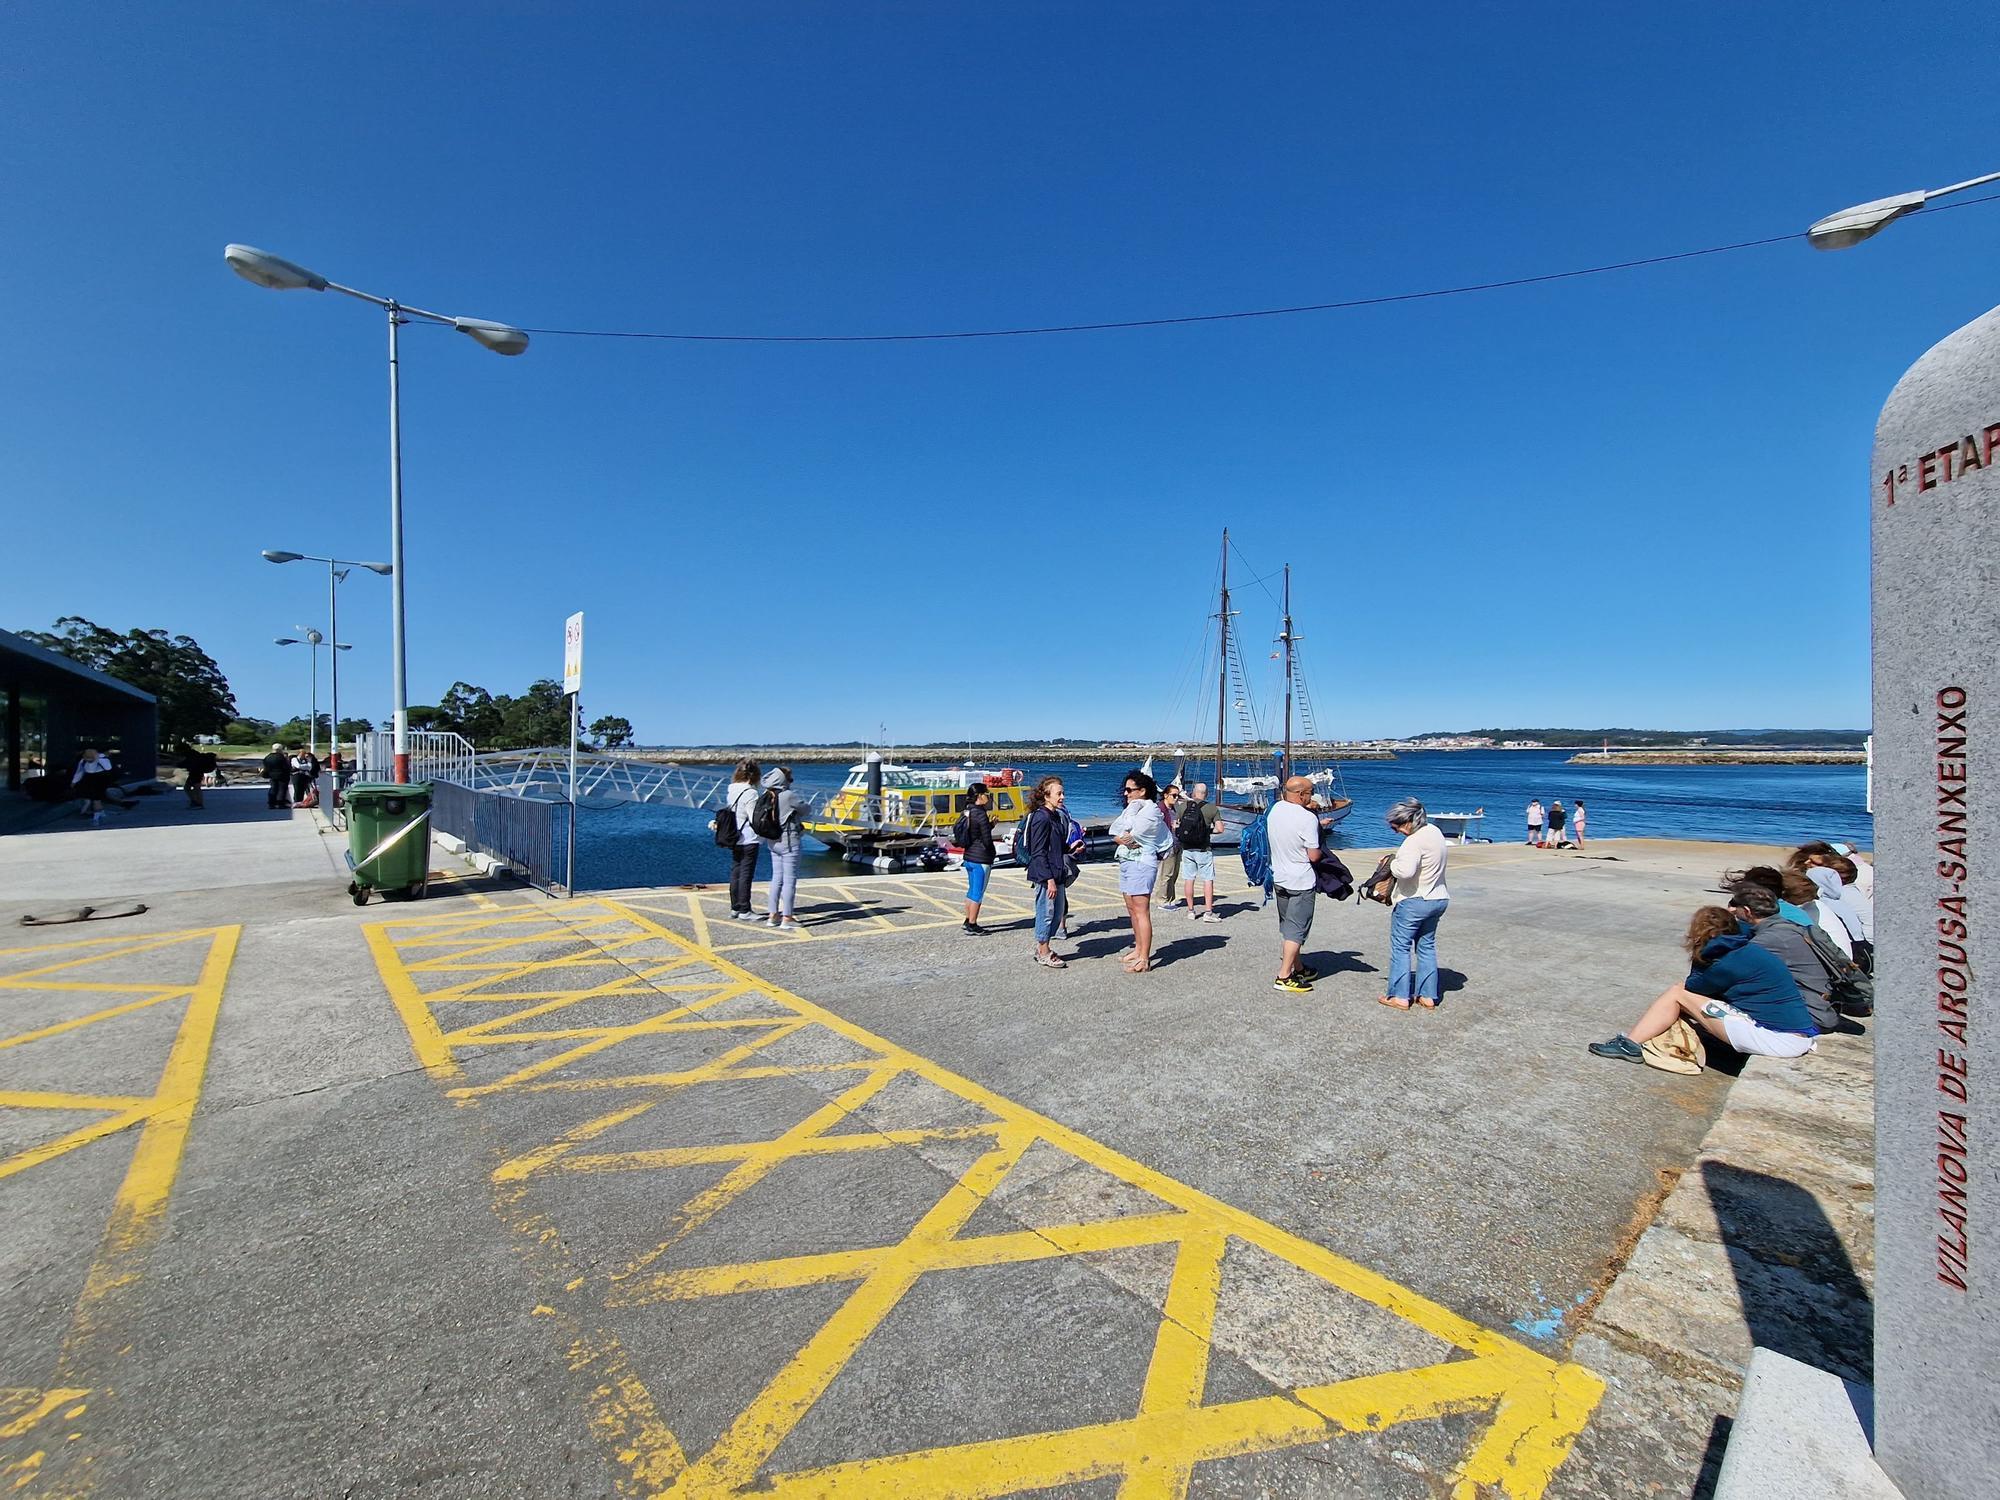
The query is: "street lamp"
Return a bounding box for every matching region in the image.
[263,549,391,771]
[275,629,352,759]
[1807,169,2000,249]
[226,244,527,782]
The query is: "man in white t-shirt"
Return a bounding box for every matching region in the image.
[1266,776,1323,993]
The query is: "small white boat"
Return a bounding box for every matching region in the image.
[1432,810,1487,844]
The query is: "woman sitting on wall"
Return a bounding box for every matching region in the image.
[1588,904,1820,1065]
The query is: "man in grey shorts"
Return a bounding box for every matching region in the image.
[1265,776,1322,993]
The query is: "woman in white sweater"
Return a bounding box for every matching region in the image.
[1381,797,1451,1010]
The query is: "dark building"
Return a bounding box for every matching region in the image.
[1,628,159,792]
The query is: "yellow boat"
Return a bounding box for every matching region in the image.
[804,761,1032,852]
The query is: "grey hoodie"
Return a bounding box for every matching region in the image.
[759,768,806,852]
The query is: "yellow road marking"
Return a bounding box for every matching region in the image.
[0,925,240,1495]
[0,989,184,1051]
[364,898,1604,1498]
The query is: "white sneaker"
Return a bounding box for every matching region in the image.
[779,919,803,934]
[732,911,758,922]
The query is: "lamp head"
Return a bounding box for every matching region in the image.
[358,561,394,575]
[225,244,329,291]
[1806,189,1928,250]
[299,627,324,645]
[274,637,300,646]
[262,549,305,564]
[453,317,530,356]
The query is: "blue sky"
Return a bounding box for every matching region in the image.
[3,3,1994,744]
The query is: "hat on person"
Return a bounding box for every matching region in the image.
[271,743,284,753]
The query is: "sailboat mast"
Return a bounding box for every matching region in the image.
[1216,529,1229,794]
[1282,563,1293,777]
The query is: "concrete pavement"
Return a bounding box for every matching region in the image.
[0,794,1841,1497]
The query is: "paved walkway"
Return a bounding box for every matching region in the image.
[0,793,1814,1497]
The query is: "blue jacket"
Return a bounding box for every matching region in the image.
[1023,806,1067,884]
[1686,924,1817,1036]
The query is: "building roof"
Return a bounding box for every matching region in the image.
[0,628,158,704]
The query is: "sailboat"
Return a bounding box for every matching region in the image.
[1175,531,1353,844]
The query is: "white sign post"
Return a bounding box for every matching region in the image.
[563,612,583,896]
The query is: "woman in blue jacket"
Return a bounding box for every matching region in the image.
[1590,906,1819,1063]
[1025,776,1071,969]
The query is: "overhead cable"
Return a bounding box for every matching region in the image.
[511,194,1997,346]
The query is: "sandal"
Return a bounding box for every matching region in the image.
[1378,995,1411,1010]
[1033,953,1068,969]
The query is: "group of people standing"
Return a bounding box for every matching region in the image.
[261,743,323,810]
[1588,840,1874,1067]
[717,761,807,931]
[1525,798,1584,848]
[1266,781,1451,1007]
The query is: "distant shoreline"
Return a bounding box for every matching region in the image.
[1567,750,1866,766]
[625,746,1401,766]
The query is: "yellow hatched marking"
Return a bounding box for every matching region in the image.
[0,990,184,1051]
[0,925,240,1495]
[365,898,1603,1499]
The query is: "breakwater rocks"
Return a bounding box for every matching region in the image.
[1569,750,1866,765]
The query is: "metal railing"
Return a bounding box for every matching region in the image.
[432,780,570,892]
[353,730,477,785]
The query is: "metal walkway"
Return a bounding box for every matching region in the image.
[457,748,736,810]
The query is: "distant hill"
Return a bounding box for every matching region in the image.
[1415,728,1869,749]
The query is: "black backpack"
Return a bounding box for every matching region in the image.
[1800,920,1874,1016]
[750,788,784,840]
[713,804,739,848]
[1177,802,1213,850]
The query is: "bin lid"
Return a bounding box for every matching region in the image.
[344,780,434,802]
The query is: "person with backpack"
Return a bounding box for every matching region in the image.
[709,759,762,922]
[753,766,806,931]
[955,785,997,934]
[1024,776,1071,968]
[1381,798,1450,1010]
[1177,782,1223,920]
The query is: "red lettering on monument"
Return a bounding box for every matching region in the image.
[1930,688,1974,1289]
[1882,423,2000,505]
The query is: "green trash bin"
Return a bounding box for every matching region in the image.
[344,781,433,905]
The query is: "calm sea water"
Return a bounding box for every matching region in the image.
[570,749,1871,892]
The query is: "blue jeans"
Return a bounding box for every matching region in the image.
[1387,897,1449,1000]
[766,842,799,918]
[1034,883,1068,944]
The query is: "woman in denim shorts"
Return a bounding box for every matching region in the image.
[1109,769,1167,973]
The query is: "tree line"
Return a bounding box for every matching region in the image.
[407,680,631,750]
[17,616,634,756]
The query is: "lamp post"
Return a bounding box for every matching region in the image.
[274,630,352,758]
[1806,168,2000,249]
[263,550,391,771]
[226,244,526,783]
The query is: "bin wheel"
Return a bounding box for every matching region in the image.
[351,888,369,907]
[407,879,427,900]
